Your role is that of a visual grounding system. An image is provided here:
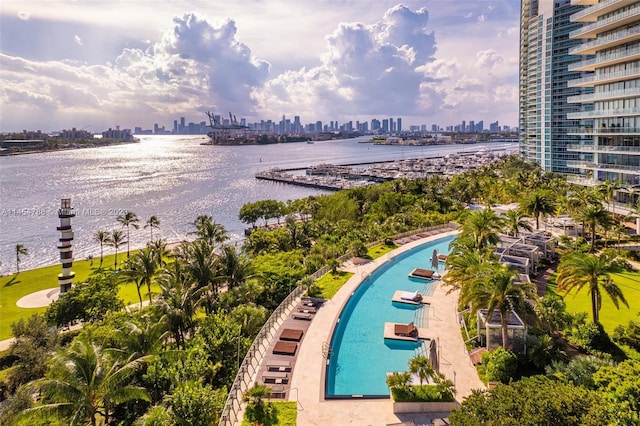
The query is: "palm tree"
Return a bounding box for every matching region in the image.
[521,190,556,230]
[181,240,220,313]
[556,250,628,324]
[597,180,621,216]
[116,210,139,258]
[144,215,160,241]
[442,241,489,293]
[15,244,28,274]
[25,337,151,426]
[503,209,533,237]
[189,215,228,246]
[459,208,505,251]
[385,371,411,392]
[243,384,277,426]
[408,355,436,386]
[460,263,537,350]
[156,261,204,348]
[578,203,613,252]
[109,230,127,269]
[121,247,158,306]
[94,230,111,268]
[148,238,170,267]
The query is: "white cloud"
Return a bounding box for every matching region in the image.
[0,1,520,130]
[17,10,30,20]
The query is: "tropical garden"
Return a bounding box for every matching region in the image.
[0,155,639,425]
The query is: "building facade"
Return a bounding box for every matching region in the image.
[520,0,588,173]
[565,0,640,203]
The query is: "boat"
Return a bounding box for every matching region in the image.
[307,141,315,144]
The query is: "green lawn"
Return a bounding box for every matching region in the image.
[315,271,354,300]
[548,271,640,334]
[241,401,297,426]
[367,243,398,260]
[0,251,152,340]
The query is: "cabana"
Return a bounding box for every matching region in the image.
[522,233,556,260]
[494,249,531,275]
[477,309,527,354]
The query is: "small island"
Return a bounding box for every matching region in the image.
[0,128,138,156]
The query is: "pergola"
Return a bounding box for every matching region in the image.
[477,309,527,354]
[494,249,532,275]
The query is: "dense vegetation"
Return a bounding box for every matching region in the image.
[1,155,639,425]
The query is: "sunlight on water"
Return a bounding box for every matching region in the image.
[0,136,516,274]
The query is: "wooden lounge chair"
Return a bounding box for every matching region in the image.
[273,341,298,356]
[293,312,312,320]
[438,254,448,261]
[297,307,317,314]
[394,322,418,337]
[280,328,304,342]
[267,360,292,372]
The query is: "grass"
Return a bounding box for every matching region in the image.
[366,243,398,260]
[315,270,354,300]
[548,270,640,334]
[241,401,297,426]
[0,250,153,340]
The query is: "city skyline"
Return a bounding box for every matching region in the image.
[1,1,519,132]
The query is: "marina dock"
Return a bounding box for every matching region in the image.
[256,147,516,191]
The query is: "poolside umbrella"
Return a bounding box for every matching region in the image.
[431,249,439,271]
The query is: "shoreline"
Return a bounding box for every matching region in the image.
[0,139,139,157]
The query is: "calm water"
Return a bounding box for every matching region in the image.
[0,136,514,274]
[326,234,455,397]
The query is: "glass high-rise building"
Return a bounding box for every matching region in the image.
[565,0,640,201]
[520,0,588,173]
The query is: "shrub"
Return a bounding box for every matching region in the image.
[612,321,640,352]
[481,347,517,384]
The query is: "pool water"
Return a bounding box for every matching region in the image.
[326,235,455,397]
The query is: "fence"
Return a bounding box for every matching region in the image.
[217,221,458,425]
[218,284,306,426]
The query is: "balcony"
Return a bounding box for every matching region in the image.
[570,26,640,55]
[566,143,640,153]
[568,86,640,102]
[568,67,640,87]
[567,107,640,119]
[569,45,640,71]
[567,126,640,135]
[570,5,640,39]
[571,0,638,23]
[568,160,640,173]
[571,0,598,5]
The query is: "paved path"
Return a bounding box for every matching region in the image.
[289,230,484,425]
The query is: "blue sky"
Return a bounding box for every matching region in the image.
[0,1,520,132]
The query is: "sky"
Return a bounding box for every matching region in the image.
[0,0,520,132]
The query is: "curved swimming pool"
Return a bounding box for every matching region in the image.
[325,234,455,398]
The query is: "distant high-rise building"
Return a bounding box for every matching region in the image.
[431,124,438,132]
[382,119,389,133]
[397,117,402,133]
[519,0,587,173]
[371,119,381,131]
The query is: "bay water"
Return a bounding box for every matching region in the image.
[0,135,516,274]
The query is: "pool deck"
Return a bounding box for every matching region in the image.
[288,229,485,425]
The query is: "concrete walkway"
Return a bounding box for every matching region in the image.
[289,230,485,425]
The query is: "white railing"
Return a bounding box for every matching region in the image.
[217,284,306,426]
